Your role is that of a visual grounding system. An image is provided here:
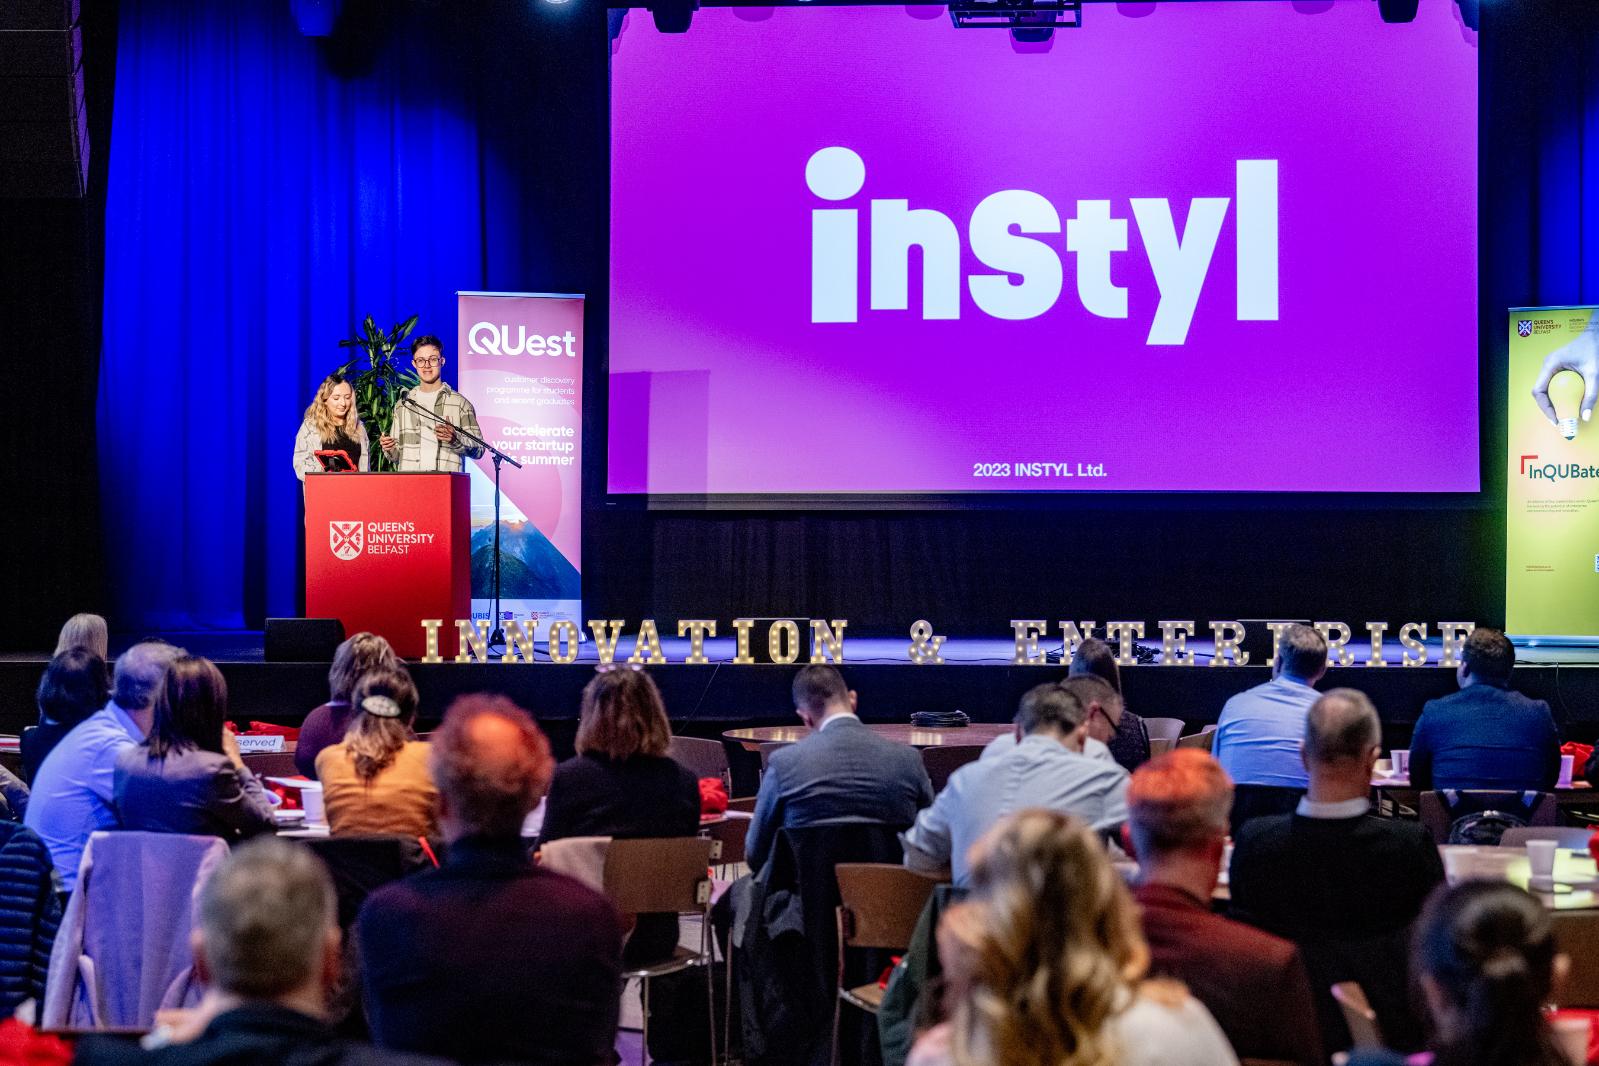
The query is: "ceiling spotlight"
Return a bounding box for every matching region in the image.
[649,0,697,32]
[1375,0,1419,23]
[949,0,1081,40]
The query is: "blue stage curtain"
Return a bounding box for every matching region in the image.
[99,0,486,631]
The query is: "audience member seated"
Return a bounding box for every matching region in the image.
[74,837,447,1065]
[295,632,400,778]
[1127,749,1322,1066]
[54,612,109,662]
[114,655,276,840]
[1348,881,1569,1066]
[902,683,1128,885]
[316,666,437,838]
[357,695,624,1066]
[1230,688,1444,1051]
[907,809,1239,1066]
[25,641,181,892]
[745,665,933,873]
[540,667,699,964]
[1213,623,1327,830]
[1410,627,1559,793]
[979,674,1126,765]
[1072,636,1151,770]
[26,648,109,784]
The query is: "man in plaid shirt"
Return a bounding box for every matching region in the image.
[379,335,485,472]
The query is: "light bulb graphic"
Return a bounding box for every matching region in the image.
[1549,369,1585,441]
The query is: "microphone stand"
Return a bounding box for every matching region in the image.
[402,395,522,650]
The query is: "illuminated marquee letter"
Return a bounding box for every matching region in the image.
[588,619,625,664]
[1400,623,1429,667]
[1315,621,1355,667]
[1057,621,1097,660]
[1159,621,1197,666]
[1365,622,1389,668]
[809,619,848,664]
[768,620,801,665]
[455,619,491,664]
[548,620,580,664]
[1011,620,1049,665]
[420,619,444,664]
[678,619,717,665]
[628,619,667,665]
[1209,621,1250,666]
[1105,622,1145,666]
[500,620,539,664]
[1438,622,1475,669]
[732,618,757,664]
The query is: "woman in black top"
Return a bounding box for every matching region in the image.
[26,647,109,783]
[541,667,701,964]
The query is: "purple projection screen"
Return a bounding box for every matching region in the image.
[608,2,1479,495]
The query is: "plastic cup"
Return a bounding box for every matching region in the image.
[301,785,326,826]
[1551,1013,1590,1066]
[1391,749,1410,776]
[1561,754,1577,788]
[1527,839,1558,880]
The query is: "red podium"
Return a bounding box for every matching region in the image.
[304,473,471,659]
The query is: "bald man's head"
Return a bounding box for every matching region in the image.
[430,694,554,840]
[1303,688,1381,766]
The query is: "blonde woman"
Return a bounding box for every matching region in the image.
[293,373,369,480]
[316,665,437,837]
[908,809,1239,1066]
[295,632,400,776]
[54,612,108,661]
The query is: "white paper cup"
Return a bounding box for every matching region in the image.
[1392,749,1410,775]
[1561,754,1577,788]
[1552,1014,1590,1066]
[301,784,326,826]
[1374,759,1393,777]
[1527,839,1558,879]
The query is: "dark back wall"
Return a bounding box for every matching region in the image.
[3,2,1598,646]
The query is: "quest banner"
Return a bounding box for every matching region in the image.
[1507,306,1599,641]
[457,292,584,634]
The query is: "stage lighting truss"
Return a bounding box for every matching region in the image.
[948,0,1082,32]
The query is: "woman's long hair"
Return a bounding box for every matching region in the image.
[1068,637,1122,695]
[304,374,360,441]
[575,668,671,761]
[146,656,228,759]
[944,809,1149,1066]
[1420,881,1567,1066]
[341,666,420,782]
[54,613,108,661]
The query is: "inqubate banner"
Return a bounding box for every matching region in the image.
[1507,306,1599,641]
[457,292,584,635]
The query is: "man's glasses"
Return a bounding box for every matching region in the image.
[413,356,442,367]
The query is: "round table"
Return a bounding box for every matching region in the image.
[723,722,1013,751]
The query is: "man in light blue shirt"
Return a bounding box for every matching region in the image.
[1212,624,1327,830]
[25,641,181,892]
[902,681,1129,886]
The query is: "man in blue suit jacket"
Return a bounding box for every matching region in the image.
[1409,627,1560,793]
[745,665,934,872]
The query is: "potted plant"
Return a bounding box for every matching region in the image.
[337,314,420,472]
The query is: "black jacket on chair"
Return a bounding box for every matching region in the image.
[734,823,906,1066]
